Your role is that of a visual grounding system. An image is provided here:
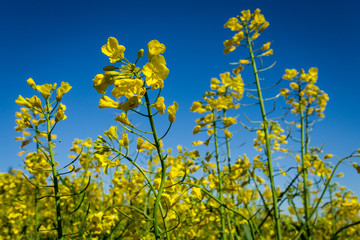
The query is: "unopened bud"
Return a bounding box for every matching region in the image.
[137,49,144,59]
[104,71,120,76]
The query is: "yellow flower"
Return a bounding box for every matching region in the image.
[261,42,271,51]
[223,129,232,138]
[26,95,42,109]
[191,188,203,200]
[147,40,166,60]
[56,82,72,101]
[302,67,318,83]
[142,55,169,90]
[262,49,273,56]
[353,163,360,174]
[192,125,202,135]
[112,78,144,99]
[251,31,260,40]
[290,82,299,90]
[98,95,122,109]
[259,21,270,33]
[121,96,140,111]
[223,117,236,127]
[15,95,32,108]
[224,46,236,55]
[102,37,126,63]
[224,17,243,31]
[136,137,144,151]
[121,133,129,149]
[336,172,344,178]
[240,10,251,21]
[220,72,244,99]
[192,140,204,146]
[36,84,52,99]
[93,74,107,94]
[233,65,244,75]
[190,101,206,113]
[27,78,37,90]
[210,78,220,90]
[167,101,179,123]
[104,126,118,140]
[82,138,93,147]
[93,73,116,94]
[283,69,299,80]
[115,112,133,127]
[153,96,166,114]
[55,103,67,122]
[250,9,266,31]
[324,154,333,159]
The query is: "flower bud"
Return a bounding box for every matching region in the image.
[137,49,144,59]
[104,71,120,76]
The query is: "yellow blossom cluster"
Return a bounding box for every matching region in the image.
[253,121,288,152]
[281,67,329,118]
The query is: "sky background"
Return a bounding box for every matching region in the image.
[1,0,359,194]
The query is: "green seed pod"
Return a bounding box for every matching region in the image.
[103,66,117,71]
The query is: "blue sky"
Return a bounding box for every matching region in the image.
[1,0,359,193]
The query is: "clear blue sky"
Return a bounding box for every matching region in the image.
[1,0,359,193]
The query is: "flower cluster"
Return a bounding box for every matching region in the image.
[281,67,329,118]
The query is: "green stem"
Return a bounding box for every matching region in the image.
[223,109,237,240]
[144,91,169,240]
[298,77,311,239]
[244,24,282,240]
[329,185,336,235]
[45,98,63,239]
[213,110,227,239]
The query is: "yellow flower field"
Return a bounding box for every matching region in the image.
[2,8,360,240]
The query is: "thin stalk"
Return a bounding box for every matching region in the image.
[34,120,40,237]
[213,110,227,239]
[144,91,170,240]
[329,186,336,235]
[226,212,235,240]
[244,24,282,240]
[298,77,311,239]
[45,98,63,239]
[35,186,39,235]
[223,109,236,240]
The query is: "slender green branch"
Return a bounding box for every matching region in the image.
[212,110,227,239]
[144,91,170,240]
[298,76,311,239]
[244,24,282,240]
[45,97,63,239]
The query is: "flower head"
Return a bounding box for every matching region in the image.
[153,97,166,114]
[167,101,179,123]
[142,55,169,90]
[102,37,126,63]
[56,82,72,102]
[147,40,166,60]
